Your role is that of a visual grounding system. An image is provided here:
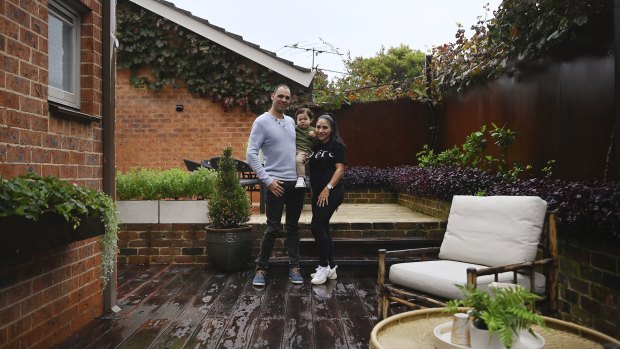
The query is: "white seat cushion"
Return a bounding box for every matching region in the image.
[438,196,547,267]
[389,260,546,300]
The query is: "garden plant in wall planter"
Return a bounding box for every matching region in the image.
[0,174,119,288]
[116,167,216,224]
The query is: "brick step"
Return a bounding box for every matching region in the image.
[298,236,441,259]
[264,236,441,276]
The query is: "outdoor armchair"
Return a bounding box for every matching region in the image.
[377,195,558,320]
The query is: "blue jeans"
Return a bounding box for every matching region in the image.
[256,181,305,270]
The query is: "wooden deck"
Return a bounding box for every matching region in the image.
[56,264,380,349]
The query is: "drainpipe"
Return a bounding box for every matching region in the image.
[102,0,117,311]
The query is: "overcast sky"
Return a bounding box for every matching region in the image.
[167,0,503,79]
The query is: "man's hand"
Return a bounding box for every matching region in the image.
[268,179,285,197]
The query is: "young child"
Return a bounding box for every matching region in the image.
[295,108,316,188]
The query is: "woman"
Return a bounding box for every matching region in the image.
[308,114,347,285]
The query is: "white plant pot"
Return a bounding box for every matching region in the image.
[469,322,545,349]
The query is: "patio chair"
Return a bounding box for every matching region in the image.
[183,159,204,172]
[210,157,264,213]
[377,195,558,320]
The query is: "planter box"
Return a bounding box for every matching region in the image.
[0,213,105,259]
[117,200,210,224]
[117,200,159,223]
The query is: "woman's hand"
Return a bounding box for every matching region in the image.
[317,188,329,207]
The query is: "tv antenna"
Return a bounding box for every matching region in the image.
[283,42,343,71]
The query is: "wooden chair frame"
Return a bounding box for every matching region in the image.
[378,212,558,320]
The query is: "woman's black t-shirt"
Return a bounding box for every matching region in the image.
[309,140,347,192]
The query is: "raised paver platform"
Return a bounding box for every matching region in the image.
[249,203,443,224]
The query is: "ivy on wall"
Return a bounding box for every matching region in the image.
[116,1,310,113]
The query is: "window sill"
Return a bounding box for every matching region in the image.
[49,102,102,123]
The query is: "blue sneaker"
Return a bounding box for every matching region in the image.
[252,270,266,286]
[289,267,303,284]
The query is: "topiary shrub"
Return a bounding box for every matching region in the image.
[207,147,251,228]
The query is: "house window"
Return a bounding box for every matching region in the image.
[48,0,80,109]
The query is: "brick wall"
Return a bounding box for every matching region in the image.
[0,238,103,349]
[398,193,451,220]
[343,187,397,204]
[1,0,105,347]
[1,0,104,188]
[115,69,256,172]
[117,220,446,267]
[557,238,619,338]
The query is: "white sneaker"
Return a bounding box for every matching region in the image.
[311,265,337,280]
[295,177,306,188]
[311,265,330,285]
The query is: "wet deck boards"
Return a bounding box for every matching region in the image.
[56,265,379,349]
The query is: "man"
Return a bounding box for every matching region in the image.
[246,84,306,286]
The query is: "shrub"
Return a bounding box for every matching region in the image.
[188,167,217,200]
[208,147,250,228]
[156,168,191,200]
[342,166,391,187]
[117,168,158,200]
[341,165,619,242]
[117,167,216,200]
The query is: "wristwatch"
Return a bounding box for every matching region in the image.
[326,184,334,191]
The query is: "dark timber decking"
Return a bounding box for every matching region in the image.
[56,264,379,349]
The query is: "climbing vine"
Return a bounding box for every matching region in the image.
[314,0,612,109]
[428,0,612,101]
[116,1,310,113]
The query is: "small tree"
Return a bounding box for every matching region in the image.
[208,147,250,228]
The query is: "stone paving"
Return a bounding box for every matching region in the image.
[249,203,442,224]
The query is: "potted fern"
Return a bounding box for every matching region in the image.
[445,283,546,349]
[206,147,252,272]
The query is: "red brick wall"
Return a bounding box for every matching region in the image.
[115,69,256,172]
[0,239,103,349]
[0,0,105,347]
[1,0,104,188]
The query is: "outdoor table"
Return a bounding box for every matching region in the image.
[370,308,620,349]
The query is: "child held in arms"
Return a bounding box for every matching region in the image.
[295,108,317,188]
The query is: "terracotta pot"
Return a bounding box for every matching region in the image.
[205,225,252,272]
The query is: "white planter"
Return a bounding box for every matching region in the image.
[159,200,209,223]
[117,200,159,223]
[117,200,210,224]
[469,323,545,349]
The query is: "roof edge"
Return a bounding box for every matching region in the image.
[129,0,315,87]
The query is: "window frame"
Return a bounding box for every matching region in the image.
[47,0,81,109]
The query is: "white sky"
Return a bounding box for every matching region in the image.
[167,0,503,79]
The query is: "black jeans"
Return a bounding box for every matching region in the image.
[256,181,305,270]
[310,185,344,267]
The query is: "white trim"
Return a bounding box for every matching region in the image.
[129,0,314,87]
